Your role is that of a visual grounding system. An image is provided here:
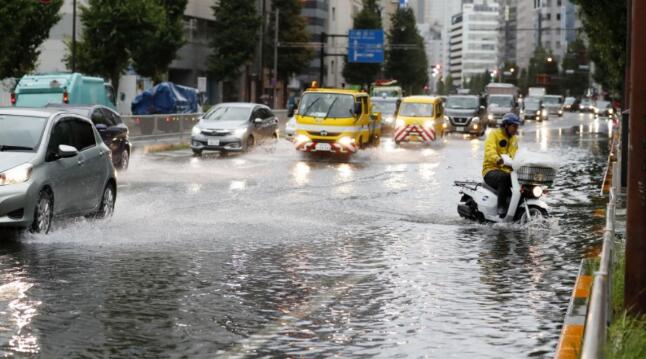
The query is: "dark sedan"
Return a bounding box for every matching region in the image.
[45,104,131,170]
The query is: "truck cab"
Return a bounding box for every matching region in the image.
[393,96,448,144]
[12,73,116,110]
[293,88,381,155]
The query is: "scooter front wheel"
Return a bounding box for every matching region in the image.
[517,205,548,225]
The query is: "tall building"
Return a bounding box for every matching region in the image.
[449,0,500,86]
[426,0,463,77]
[300,0,329,87]
[498,0,518,66]
[516,0,581,69]
[380,0,400,33]
[326,0,363,88]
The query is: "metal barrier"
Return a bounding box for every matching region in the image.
[580,127,621,358]
[124,110,289,143]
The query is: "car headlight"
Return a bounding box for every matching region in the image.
[487,114,493,120]
[296,134,311,144]
[191,126,201,136]
[0,163,33,186]
[423,120,435,129]
[532,185,543,198]
[337,137,355,146]
[471,117,480,123]
[542,110,548,116]
[395,119,406,128]
[234,128,247,137]
[608,108,614,114]
[536,111,541,115]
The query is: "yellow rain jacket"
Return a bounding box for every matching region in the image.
[482,128,518,176]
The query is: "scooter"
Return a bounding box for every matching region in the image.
[454,153,558,224]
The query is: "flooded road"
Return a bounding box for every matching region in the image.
[0,114,611,358]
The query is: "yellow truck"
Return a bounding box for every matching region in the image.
[393,96,448,145]
[292,87,381,155]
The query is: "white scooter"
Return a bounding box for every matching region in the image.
[455,153,558,224]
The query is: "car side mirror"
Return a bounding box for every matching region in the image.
[95,123,108,131]
[287,107,295,117]
[58,144,78,158]
[254,118,263,124]
[479,105,485,111]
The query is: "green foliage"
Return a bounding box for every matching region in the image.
[130,0,188,83]
[342,0,382,86]
[572,0,626,97]
[606,312,646,359]
[66,0,187,89]
[209,0,260,82]
[467,70,493,95]
[560,38,590,97]
[527,47,559,93]
[0,0,63,78]
[385,7,429,95]
[266,0,313,84]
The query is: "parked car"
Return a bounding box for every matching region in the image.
[45,104,131,170]
[285,116,296,141]
[563,97,579,112]
[190,103,278,156]
[444,95,487,136]
[0,108,117,234]
[12,73,115,109]
[522,97,548,121]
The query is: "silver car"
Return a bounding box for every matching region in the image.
[0,108,117,233]
[190,103,278,156]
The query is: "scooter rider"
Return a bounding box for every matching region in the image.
[482,113,520,217]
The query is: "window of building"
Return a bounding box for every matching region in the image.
[545,13,551,21]
[557,13,561,21]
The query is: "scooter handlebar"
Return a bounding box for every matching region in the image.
[500,154,515,168]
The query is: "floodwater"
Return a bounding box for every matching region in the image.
[0,113,611,358]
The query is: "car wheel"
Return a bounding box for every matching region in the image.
[119,150,130,171]
[192,149,202,157]
[95,183,115,219]
[244,136,255,152]
[30,190,53,234]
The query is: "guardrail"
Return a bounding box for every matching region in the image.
[124,110,289,143]
[580,120,621,358]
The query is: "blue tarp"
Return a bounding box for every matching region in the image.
[131,82,198,115]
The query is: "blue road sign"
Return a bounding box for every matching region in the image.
[348,29,384,64]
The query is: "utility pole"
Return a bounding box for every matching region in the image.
[72,0,77,72]
[625,0,646,315]
[257,0,266,103]
[273,9,279,109]
[319,32,327,87]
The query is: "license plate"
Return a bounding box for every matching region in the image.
[315,143,332,151]
[208,139,220,146]
[410,135,420,142]
[456,126,465,132]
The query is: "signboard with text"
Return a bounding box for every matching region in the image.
[348,29,385,64]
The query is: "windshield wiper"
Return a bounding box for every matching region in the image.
[324,97,340,119]
[302,97,322,116]
[0,145,33,151]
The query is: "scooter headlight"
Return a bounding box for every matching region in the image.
[532,186,543,198]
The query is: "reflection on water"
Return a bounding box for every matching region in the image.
[0,120,609,358]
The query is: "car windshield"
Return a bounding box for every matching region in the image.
[524,97,541,109]
[597,101,610,108]
[298,93,355,118]
[0,115,47,151]
[446,96,479,109]
[398,102,434,117]
[488,96,513,107]
[203,106,250,123]
[581,99,592,106]
[564,97,575,105]
[543,96,562,104]
[372,101,397,115]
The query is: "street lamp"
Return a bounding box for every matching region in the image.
[510,68,515,73]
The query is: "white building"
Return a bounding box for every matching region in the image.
[516,0,581,69]
[417,23,443,91]
[425,0,463,77]
[327,0,363,88]
[449,0,500,86]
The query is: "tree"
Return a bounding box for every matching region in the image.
[527,47,559,93]
[341,0,382,86]
[0,0,63,79]
[209,0,260,100]
[266,0,313,85]
[385,7,429,94]
[443,73,454,95]
[130,0,188,83]
[560,38,590,97]
[572,0,626,98]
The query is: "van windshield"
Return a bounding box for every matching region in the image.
[398,102,434,117]
[299,93,355,118]
[15,93,64,108]
[488,95,513,107]
[372,100,397,116]
[0,115,47,151]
